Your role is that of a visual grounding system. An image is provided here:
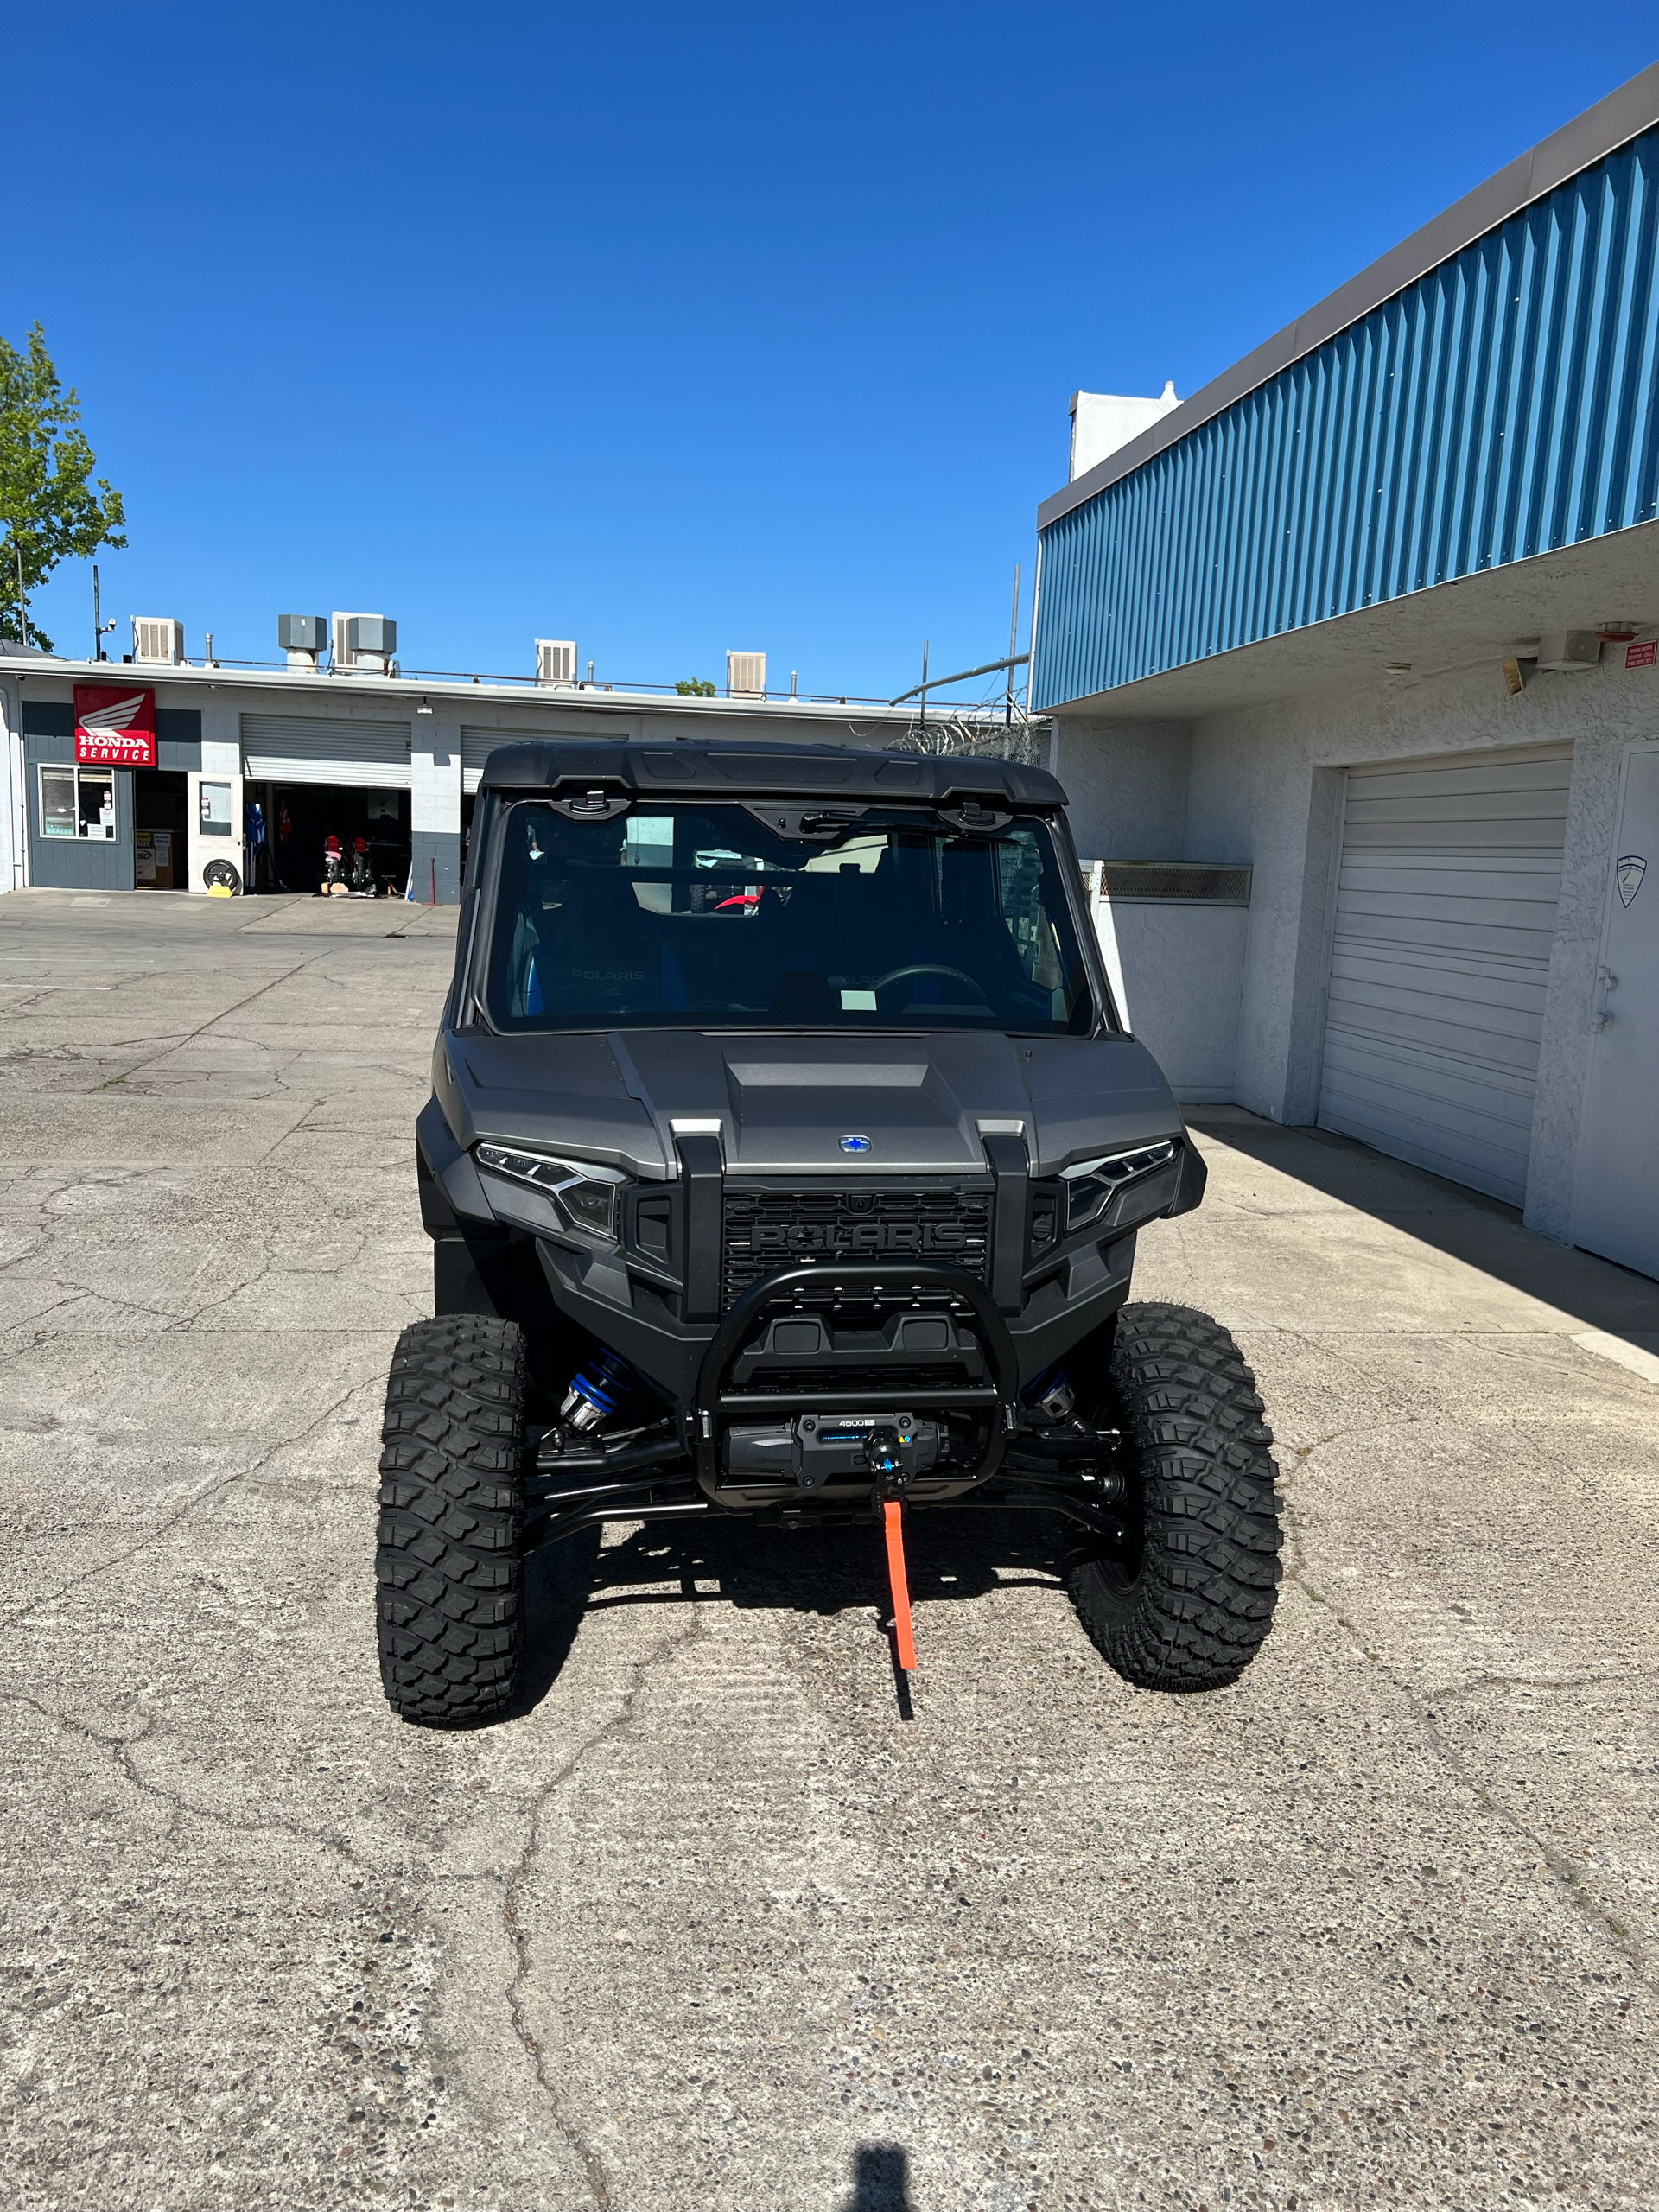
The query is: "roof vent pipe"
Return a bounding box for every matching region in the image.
[279,614,327,671]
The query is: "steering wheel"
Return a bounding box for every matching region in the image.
[872,963,988,1002]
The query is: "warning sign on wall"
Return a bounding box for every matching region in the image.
[74,685,157,766]
[1626,641,1656,670]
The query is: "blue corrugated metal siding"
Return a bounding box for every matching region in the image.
[1034,127,1659,709]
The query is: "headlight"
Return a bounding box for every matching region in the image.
[474,1144,627,1239]
[1060,1140,1177,1233]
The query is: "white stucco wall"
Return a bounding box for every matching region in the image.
[1092,896,1246,1103]
[1052,718,1192,861]
[1519,681,1657,1241]
[1057,649,1659,1241]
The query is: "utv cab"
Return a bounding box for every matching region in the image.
[378,741,1281,1722]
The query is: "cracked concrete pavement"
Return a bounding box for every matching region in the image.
[2,885,1656,2212]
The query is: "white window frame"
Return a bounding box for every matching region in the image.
[38,762,118,842]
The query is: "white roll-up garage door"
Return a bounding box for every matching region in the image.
[461,725,630,791]
[242,714,412,789]
[1317,746,1573,1206]
[462,727,517,794]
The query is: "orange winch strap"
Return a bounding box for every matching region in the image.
[883,1499,918,1673]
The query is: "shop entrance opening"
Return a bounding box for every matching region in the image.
[257,783,411,897]
[134,768,188,890]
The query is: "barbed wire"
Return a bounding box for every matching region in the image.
[884,686,1046,767]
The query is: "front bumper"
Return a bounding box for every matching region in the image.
[417,1094,1158,1406]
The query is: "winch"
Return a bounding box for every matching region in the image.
[722,1412,943,1492]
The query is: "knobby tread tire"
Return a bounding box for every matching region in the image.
[376,1314,528,1725]
[1070,1301,1281,1693]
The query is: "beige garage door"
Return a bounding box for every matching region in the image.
[1317,746,1573,1206]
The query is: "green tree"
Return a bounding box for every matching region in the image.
[0,322,126,652]
[676,677,716,696]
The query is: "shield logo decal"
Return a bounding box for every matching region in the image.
[840,1135,872,1154]
[1617,855,1647,907]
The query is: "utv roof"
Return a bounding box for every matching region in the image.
[474,738,1067,810]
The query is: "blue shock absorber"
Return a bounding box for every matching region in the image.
[560,1348,636,1434]
[1022,1364,1076,1422]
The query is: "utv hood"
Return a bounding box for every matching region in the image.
[442,1027,1182,1179]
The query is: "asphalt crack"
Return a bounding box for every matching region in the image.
[79,948,338,1087]
[1275,1455,1656,1993]
[1,1375,374,1634]
[499,1603,709,2209]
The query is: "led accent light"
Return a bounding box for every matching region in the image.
[1059,1140,1177,1233]
[474,1143,626,1238]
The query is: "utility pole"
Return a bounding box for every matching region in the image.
[92,563,118,660]
[12,535,26,650]
[918,639,929,734]
[1005,563,1021,727]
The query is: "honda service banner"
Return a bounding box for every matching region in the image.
[74,684,157,767]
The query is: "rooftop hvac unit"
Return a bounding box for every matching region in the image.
[132,616,185,664]
[728,650,766,697]
[278,613,327,671]
[333,611,397,674]
[537,638,577,686]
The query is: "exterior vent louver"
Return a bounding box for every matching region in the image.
[131,617,184,664]
[727,650,766,697]
[1080,860,1252,906]
[537,639,577,686]
[333,612,396,675]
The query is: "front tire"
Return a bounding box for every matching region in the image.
[376,1315,528,1725]
[1070,1302,1281,1692]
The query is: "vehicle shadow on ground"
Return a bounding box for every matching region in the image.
[509,1509,1070,1721]
[838,2143,912,2209]
[1189,1106,1659,1351]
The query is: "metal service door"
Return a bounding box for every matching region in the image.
[1317,747,1573,1205]
[1570,744,1659,1278]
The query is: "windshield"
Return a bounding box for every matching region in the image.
[480,801,1096,1034]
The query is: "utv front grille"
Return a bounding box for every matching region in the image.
[721,1182,993,1306]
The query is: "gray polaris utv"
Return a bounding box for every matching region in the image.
[378,740,1280,1723]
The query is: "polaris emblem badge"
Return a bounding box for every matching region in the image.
[840,1135,873,1154]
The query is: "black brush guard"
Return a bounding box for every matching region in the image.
[522,1262,1125,1553]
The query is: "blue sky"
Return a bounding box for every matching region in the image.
[10,3,1657,698]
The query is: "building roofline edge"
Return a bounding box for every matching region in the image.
[1036,60,1659,532]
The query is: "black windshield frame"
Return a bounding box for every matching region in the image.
[468,798,1106,1037]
